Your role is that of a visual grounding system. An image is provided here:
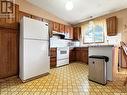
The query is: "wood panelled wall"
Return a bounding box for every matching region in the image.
[0,4,19,79]
[0,28,18,78]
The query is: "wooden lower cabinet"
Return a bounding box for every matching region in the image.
[0,28,18,79]
[50,48,57,68]
[50,58,56,67]
[69,50,76,63]
[69,47,88,64]
[81,49,88,63]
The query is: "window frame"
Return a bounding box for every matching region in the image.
[83,21,105,44]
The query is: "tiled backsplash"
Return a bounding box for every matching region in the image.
[50,36,75,48]
[106,33,121,46]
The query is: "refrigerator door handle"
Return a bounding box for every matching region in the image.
[48,39,50,56]
[48,25,50,56]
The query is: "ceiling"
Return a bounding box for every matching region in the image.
[27,0,127,24]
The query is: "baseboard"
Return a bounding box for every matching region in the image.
[20,72,49,83]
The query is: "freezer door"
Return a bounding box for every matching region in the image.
[22,39,50,80]
[22,17,48,40]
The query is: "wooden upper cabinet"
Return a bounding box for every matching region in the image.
[0,4,19,29]
[53,22,60,32]
[19,11,32,22]
[59,24,65,33]
[48,21,53,37]
[65,25,70,38]
[65,25,69,33]
[106,16,117,36]
[5,4,19,24]
[70,27,73,39]
[73,27,81,40]
[31,15,43,21]
[65,25,73,39]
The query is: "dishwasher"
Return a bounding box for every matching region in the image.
[88,55,109,85]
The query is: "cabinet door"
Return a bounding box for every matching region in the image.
[65,26,73,39]
[5,4,18,24]
[50,58,56,68]
[0,28,18,78]
[53,22,60,32]
[50,48,57,58]
[0,4,19,29]
[70,27,73,39]
[65,25,69,33]
[74,47,88,63]
[48,21,53,37]
[75,50,82,62]
[60,24,65,33]
[73,27,81,40]
[82,51,88,64]
[81,48,88,64]
[19,11,32,22]
[69,50,75,63]
[50,48,57,68]
[65,25,69,38]
[106,16,117,36]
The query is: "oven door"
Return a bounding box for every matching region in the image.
[57,47,69,60]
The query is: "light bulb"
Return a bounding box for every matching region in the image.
[65,1,73,11]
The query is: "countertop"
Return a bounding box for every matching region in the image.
[75,45,114,48]
[88,45,114,47]
[50,45,115,49]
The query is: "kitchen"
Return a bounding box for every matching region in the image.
[0,0,127,95]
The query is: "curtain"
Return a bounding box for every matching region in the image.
[81,19,106,44]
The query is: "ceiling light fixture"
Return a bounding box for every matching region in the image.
[65,1,73,11]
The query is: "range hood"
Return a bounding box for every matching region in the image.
[52,31,65,39]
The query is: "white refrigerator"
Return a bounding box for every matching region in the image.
[19,17,50,82]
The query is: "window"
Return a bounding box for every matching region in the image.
[83,19,106,43]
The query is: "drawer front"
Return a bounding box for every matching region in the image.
[50,52,56,57]
[50,58,56,62]
[57,59,69,67]
[50,58,56,68]
[50,48,57,57]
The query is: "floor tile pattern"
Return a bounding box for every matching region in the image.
[0,63,127,95]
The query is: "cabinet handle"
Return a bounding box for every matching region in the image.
[93,61,95,64]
